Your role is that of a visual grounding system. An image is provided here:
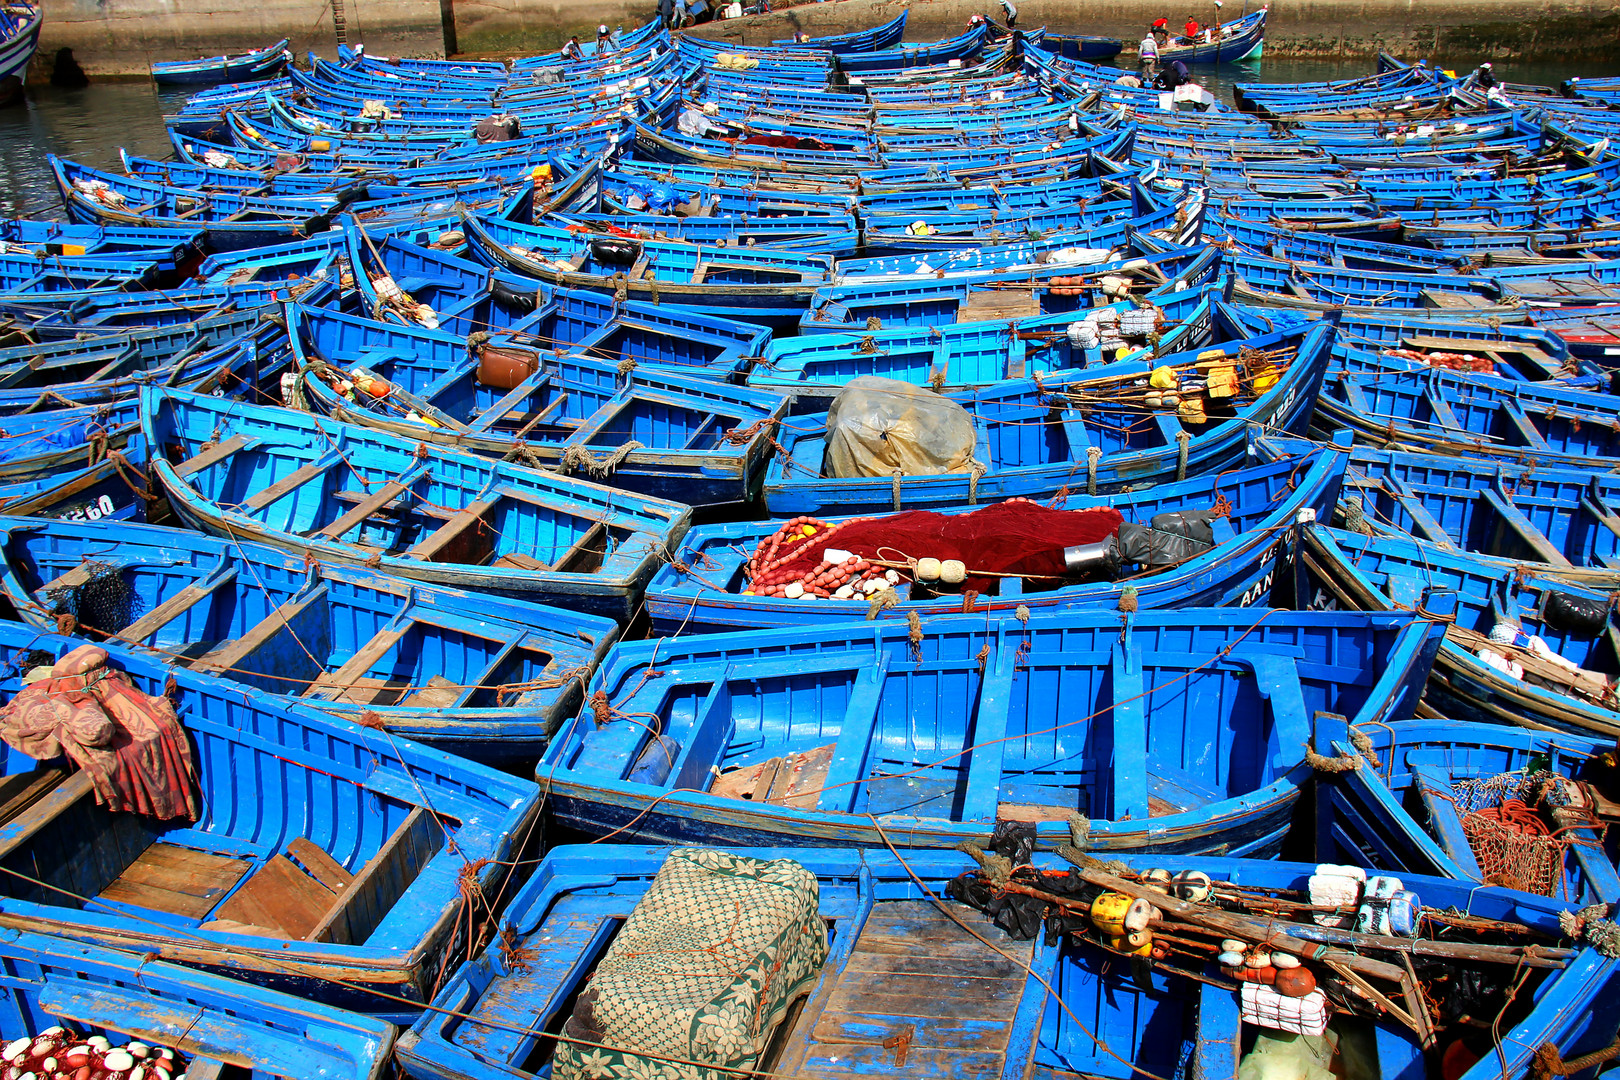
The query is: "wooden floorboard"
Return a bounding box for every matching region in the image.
[97,843,252,920]
[779,899,1036,1078]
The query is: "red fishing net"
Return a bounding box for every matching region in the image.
[747,498,1124,595]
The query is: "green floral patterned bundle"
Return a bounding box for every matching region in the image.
[555,847,829,1080]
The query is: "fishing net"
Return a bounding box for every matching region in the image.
[553,848,827,1080]
[1451,771,1570,897]
[748,500,1124,594]
[42,561,142,637]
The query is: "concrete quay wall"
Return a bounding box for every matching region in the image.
[34,0,1619,79]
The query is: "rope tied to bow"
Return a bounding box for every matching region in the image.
[1305,726,1378,772]
[561,441,645,478]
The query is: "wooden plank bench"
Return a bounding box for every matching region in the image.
[191,584,331,676]
[317,473,426,540]
[302,620,411,703]
[306,806,443,945]
[241,453,341,513]
[403,498,497,562]
[174,432,249,479]
[114,564,239,643]
[0,771,96,862]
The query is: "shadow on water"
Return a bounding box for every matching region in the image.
[0,82,179,220]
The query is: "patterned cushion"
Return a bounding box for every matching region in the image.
[555,848,828,1080]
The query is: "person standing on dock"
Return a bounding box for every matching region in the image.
[1000,0,1018,28]
[658,0,675,30]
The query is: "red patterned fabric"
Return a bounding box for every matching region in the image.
[0,645,199,821]
[759,502,1124,592]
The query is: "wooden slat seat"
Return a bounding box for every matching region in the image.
[301,623,411,703]
[0,771,95,862]
[173,433,248,478]
[318,478,416,539]
[493,552,551,571]
[774,899,1037,1079]
[403,498,496,562]
[209,854,338,938]
[115,565,239,643]
[307,807,443,944]
[37,560,109,597]
[241,453,340,512]
[191,584,330,676]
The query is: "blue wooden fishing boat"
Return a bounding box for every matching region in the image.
[140,386,691,620]
[648,441,1346,633]
[0,929,394,1077]
[0,516,619,760]
[347,232,771,377]
[0,399,141,494]
[749,277,1232,407]
[1315,716,1620,904]
[0,439,153,524]
[1259,435,1620,587]
[0,619,540,1008]
[761,320,1333,515]
[1032,29,1124,61]
[536,603,1445,852]
[1291,523,1620,740]
[771,9,908,52]
[285,304,789,505]
[800,242,1221,335]
[1156,7,1267,64]
[0,304,272,411]
[398,845,1619,1080]
[460,211,833,329]
[1316,364,1620,468]
[150,38,291,86]
[0,1,41,83]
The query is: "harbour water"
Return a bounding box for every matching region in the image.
[0,54,1600,221]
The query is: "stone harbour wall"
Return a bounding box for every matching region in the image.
[33,0,1620,78]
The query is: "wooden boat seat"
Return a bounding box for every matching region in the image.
[1245,651,1313,773]
[97,842,254,920]
[1479,486,1574,568]
[1421,290,1495,310]
[770,899,1037,1079]
[404,498,496,563]
[317,473,426,540]
[956,287,1039,323]
[190,583,331,676]
[37,558,129,598]
[114,563,239,643]
[302,621,411,704]
[240,451,342,512]
[0,767,83,833]
[1410,764,1485,877]
[306,806,442,945]
[39,978,308,1077]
